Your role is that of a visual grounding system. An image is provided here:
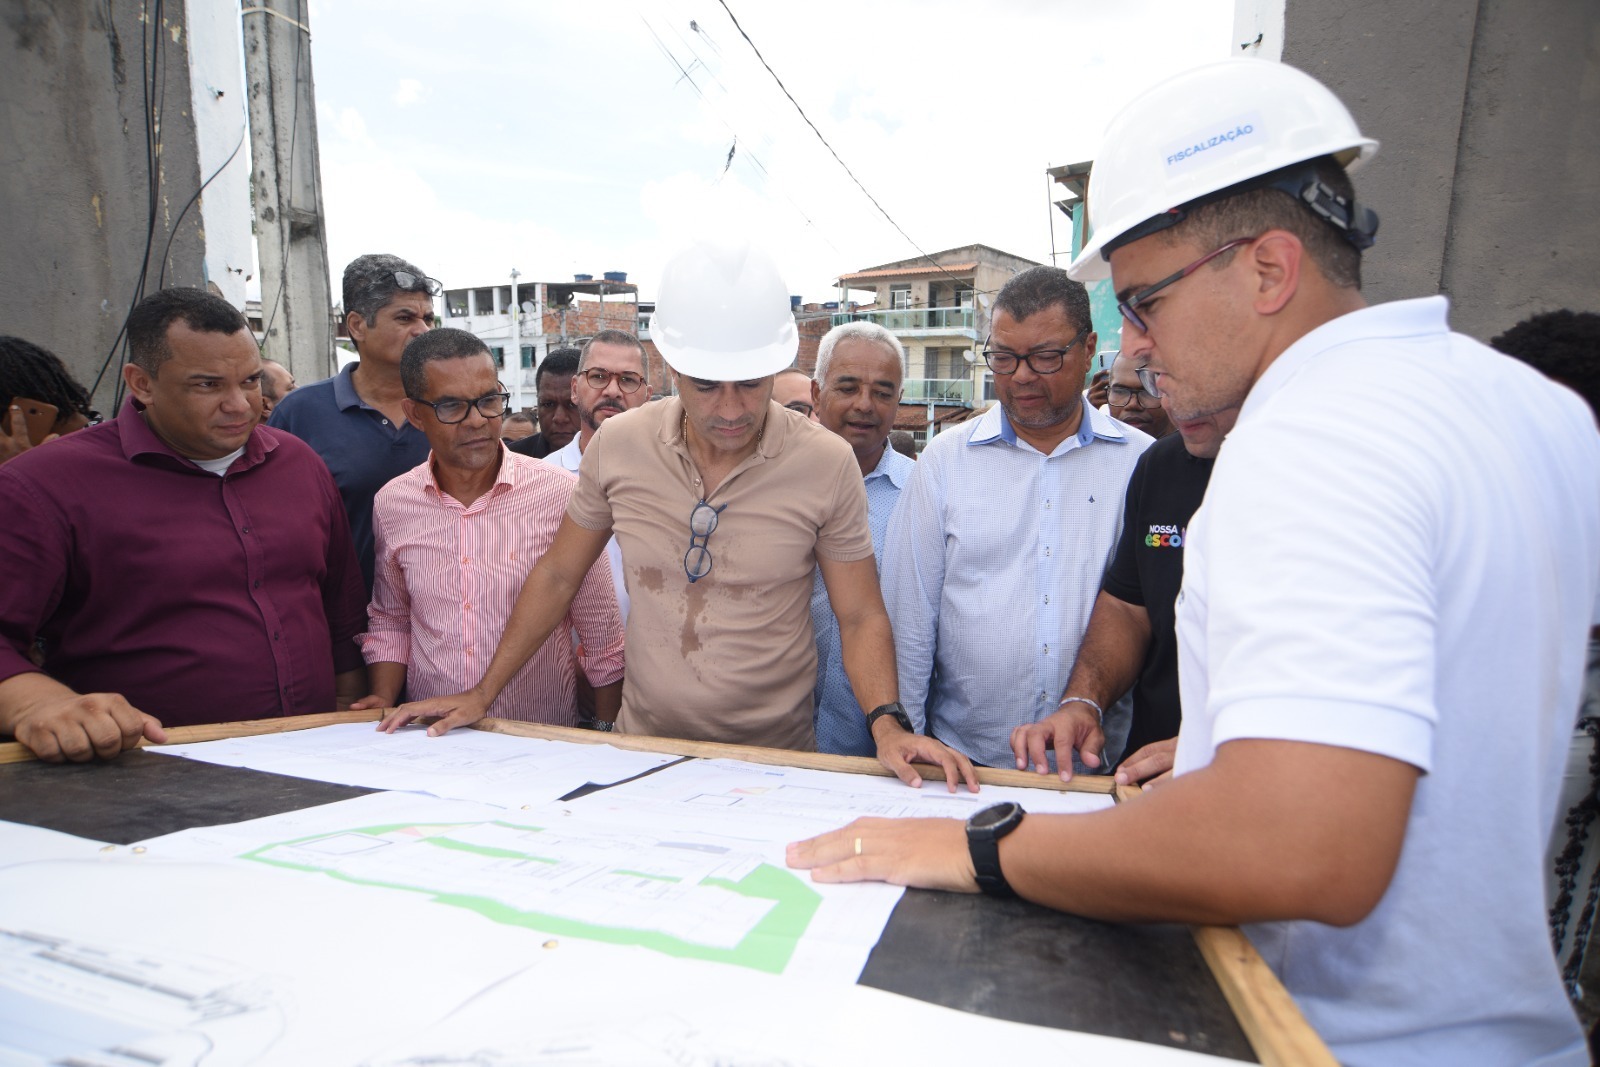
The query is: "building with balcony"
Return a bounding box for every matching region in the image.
[833,243,1042,447]
[439,274,640,411]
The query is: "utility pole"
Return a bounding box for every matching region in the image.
[508,268,521,411]
[242,0,333,382]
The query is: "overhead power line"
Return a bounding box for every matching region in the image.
[639,11,841,257]
[713,0,983,293]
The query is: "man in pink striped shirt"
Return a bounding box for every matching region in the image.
[350,330,624,726]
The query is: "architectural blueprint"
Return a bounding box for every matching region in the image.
[149,722,678,808]
[135,790,903,982]
[0,854,547,1066]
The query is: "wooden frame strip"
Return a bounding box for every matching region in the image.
[468,717,1114,793]
[0,709,384,764]
[0,712,1109,793]
[1193,925,1339,1067]
[1078,778,1332,1065]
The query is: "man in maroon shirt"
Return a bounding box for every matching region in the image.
[0,288,369,762]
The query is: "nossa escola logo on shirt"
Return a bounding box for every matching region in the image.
[1145,524,1185,548]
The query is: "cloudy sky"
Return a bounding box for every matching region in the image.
[304,0,1237,304]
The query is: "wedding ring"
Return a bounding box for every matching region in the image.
[854,836,863,857]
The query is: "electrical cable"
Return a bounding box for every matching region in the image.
[258,0,309,349]
[157,126,247,290]
[91,0,166,404]
[112,0,168,408]
[639,12,841,258]
[714,0,996,295]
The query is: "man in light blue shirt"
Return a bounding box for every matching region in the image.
[808,323,916,756]
[883,266,1153,769]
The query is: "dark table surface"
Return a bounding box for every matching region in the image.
[0,749,1254,1061]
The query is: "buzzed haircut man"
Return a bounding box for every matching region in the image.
[509,347,582,459]
[0,287,367,761]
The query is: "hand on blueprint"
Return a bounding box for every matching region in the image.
[873,721,979,793]
[1113,738,1176,788]
[2,683,167,762]
[377,690,490,737]
[1009,702,1103,781]
[786,815,976,892]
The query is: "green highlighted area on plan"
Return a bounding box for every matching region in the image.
[243,819,821,974]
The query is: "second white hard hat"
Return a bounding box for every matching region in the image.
[1068,59,1378,281]
[650,238,798,381]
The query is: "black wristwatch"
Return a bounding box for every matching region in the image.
[967,802,1026,898]
[865,701,914,734]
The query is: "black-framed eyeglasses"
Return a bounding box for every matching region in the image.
[580,368,646,393]
[1135,366,1163,400]
[684,499,726,583]
[1117,236,1257,333]
[1107,384,1161,407]
[394,270,443,296]
[414,390,511,424]
[981,324,1091,376]
[782,400,814,417]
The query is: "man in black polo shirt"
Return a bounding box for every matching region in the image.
[268,254,438,594]
[1009,395,1238,783]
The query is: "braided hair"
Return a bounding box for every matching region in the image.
[0,336,96,421]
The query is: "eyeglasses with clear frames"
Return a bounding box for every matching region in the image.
[414,390,511,424]
[684,499,727,583]
[1116,236,1257,333]
[580,368,646,393]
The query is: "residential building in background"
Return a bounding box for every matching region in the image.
[441,274,639,411]
[1047,160,1124,354]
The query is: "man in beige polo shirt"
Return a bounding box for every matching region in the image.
[382,239,977,791]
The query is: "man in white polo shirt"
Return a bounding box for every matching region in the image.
[789,59,1600,1066]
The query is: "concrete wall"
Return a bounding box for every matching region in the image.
[1278,0,1600,340]
[0,1,206,414]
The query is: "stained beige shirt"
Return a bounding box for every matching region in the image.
[568,397,872,749]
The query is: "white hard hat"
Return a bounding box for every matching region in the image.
[650,238,798,381]
[1068,59,1379,281]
